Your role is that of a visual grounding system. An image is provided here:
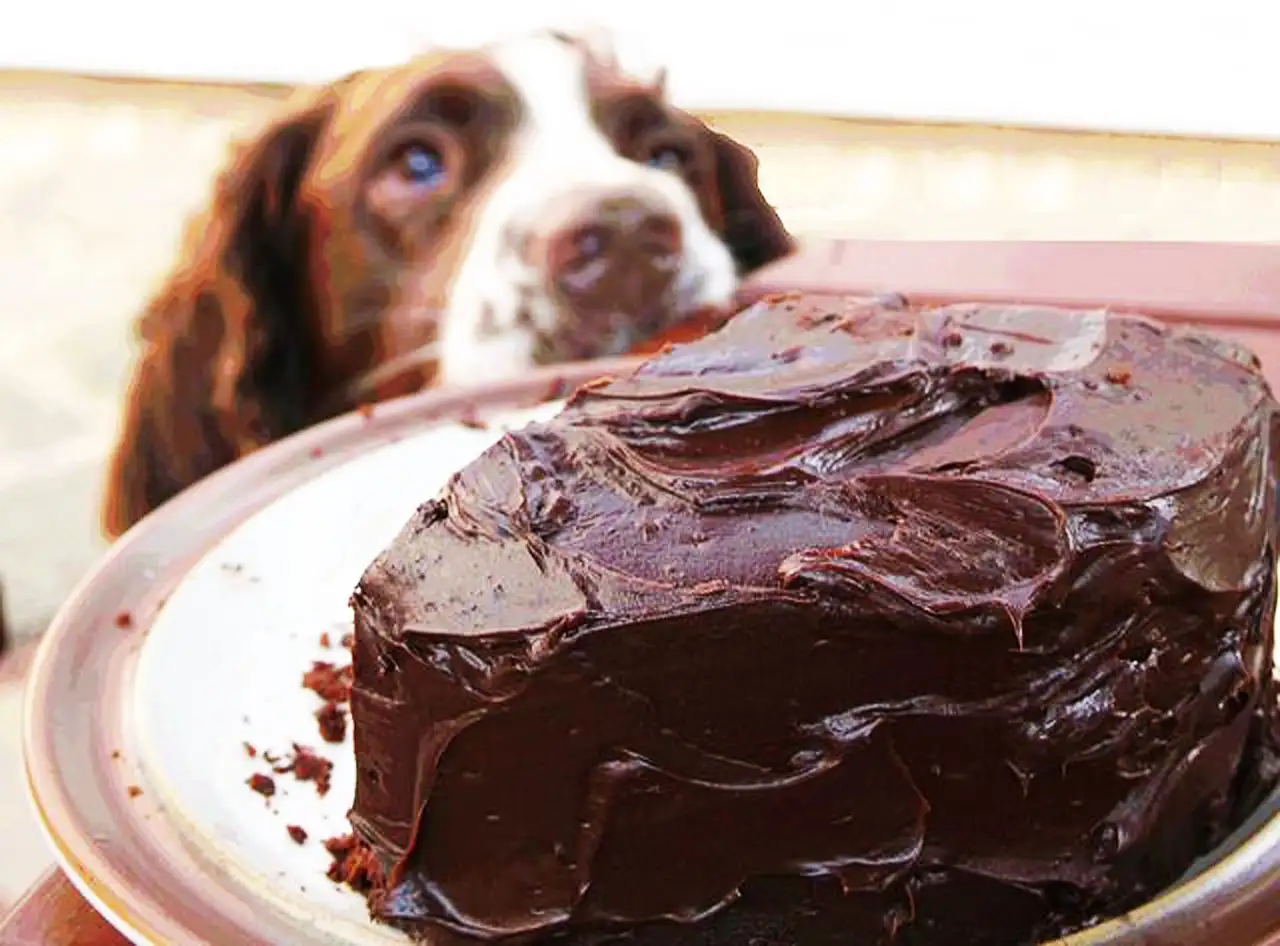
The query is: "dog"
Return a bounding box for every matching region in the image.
[100,30,793,539]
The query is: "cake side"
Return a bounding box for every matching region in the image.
[347,295,1280,944]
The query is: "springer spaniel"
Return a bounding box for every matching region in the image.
[101,30,793,538]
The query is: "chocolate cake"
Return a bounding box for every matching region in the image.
[347,294,1280,945]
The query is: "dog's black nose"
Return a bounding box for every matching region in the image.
[543,194,683,312]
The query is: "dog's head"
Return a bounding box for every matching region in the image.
[309,30,793,388]
[103,30,792,536]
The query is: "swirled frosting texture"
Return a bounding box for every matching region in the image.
[349,295,1280,945]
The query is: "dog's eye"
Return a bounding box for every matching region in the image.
[397,143,448,189]
[645,146,687,173]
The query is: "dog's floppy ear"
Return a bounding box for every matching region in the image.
[101,88,334,539]
[707,129,794,274]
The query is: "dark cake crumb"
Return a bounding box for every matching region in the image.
[989,340,1014,357]
[761,291,804,305]
[287,825,309,845]
[325,833,386,896]
[941,331,964,348]
[302,661,353,703]
[274,744,334,796]
[316,702,348,743]
[458,409,488,430]
[799,309,840,328]
[1106,366,1133,386]
[341,633,354,650]
[113,610,133,629]
[243,742,258,758]
[247,773,276,798]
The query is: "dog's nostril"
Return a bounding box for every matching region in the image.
[548,209,682,275]
[544,224,610,276]
[636,213,681,257]
[570,224,610,263]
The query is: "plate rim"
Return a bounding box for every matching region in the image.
[20,352,1280,945]
[21,359,632,945]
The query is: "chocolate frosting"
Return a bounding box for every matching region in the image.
[349,294,1280,944]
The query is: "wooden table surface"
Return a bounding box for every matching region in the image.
[0,873,121,946]
[5,238,1280,945]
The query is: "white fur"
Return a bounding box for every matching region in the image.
[436,32,739,388]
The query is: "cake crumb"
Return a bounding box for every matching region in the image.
[126,785,143,799]
[287,825,309,845]
[302,661,353,703]
[114,611,133,629]
[1106,366,1133,386]
[243,742,258,758]
[309,446,325,459]
[319,632,331,648]
[247,773,276,798]
[274,745,334,796]
[110,749,122,760]
[325,833,386,895]
[458,409,488,430]
[316,702,348,743]
[357,403,375,419]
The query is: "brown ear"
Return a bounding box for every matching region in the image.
[707,129,794,275]
[101,88,334,539]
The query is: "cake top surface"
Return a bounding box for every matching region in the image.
[368,293,1276,646]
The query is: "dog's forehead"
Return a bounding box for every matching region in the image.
[486,31,666,123]
[548,28,668,88]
